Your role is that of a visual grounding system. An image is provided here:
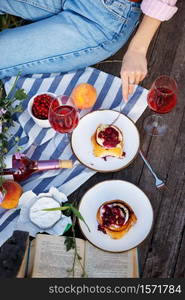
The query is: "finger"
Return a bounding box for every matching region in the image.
[135,72,142,84]
[128,84,135,95]
[128,72,135,86]
[127,72,136,96]
[128,72,145,94]
[121,72,129,102]
[133,71,147,86]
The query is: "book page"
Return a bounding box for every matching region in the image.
[84,242,138,278]
[31,234,85,278]
[132,248,139,278]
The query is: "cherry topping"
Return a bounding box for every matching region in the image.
[98,126,120,148]
[98,224,106,234]
[105,127,113,135]
[100,204,126,229]
[98,131,104,139]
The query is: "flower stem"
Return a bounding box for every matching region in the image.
[70,210,87,278]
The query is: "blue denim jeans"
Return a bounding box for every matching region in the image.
[0,0,141,79]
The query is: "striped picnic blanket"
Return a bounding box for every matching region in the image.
[0,67,148,246]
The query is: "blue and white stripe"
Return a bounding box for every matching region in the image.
[0,67,148,246]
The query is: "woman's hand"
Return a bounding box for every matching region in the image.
[120,49,148,101]
[120,15,161,101]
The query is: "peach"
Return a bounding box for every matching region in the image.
[0,180,23,209]
[71,83,97,109]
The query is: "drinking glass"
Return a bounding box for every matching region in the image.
[48,95,79,144]
[143,75,178,136]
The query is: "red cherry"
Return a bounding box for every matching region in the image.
[32,94,56,120]
[105,127,113,135]
[98,131,104,139]
[118,217,125,225]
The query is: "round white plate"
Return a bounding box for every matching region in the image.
[71,110,140,172]
[78,180,153,252]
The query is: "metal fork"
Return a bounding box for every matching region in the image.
[109,102,125,126]
[139,150,169,190]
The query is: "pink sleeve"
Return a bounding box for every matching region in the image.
[141,0,178,21]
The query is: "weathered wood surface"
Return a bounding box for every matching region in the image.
[69,0,185,278]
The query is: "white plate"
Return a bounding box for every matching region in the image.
[78,180,153,252]
[71,110,140,172]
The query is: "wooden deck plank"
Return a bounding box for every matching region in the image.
[138,0,185,277]
[71,0,185,278]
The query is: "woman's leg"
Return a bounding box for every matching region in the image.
[0,0,141,79]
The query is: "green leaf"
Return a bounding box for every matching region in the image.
[0,74,28,187]
[77,253,82,260]
[42,206,70,212]
[70,205,91,232]
[62,202,72,217]
[14,89,27,100]
[13,104,23,113]
[64,236,75,252]
[69,205,83,220]
[6,73,19,99]
[64,223,72,233]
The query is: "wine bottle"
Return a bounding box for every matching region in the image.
[1,154,73,182]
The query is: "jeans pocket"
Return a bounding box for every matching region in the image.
[100,0,131,22]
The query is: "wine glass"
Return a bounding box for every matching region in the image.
[48,95,79,144]
[143,75,178,136]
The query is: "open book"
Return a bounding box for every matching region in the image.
[26,234,139,278]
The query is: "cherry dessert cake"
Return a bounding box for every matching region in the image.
[91,124,125,159]
[96,200,137,239]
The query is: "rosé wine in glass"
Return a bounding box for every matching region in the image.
[147,87,177,114]
[144,75,178,136]
[48,96,79,134]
